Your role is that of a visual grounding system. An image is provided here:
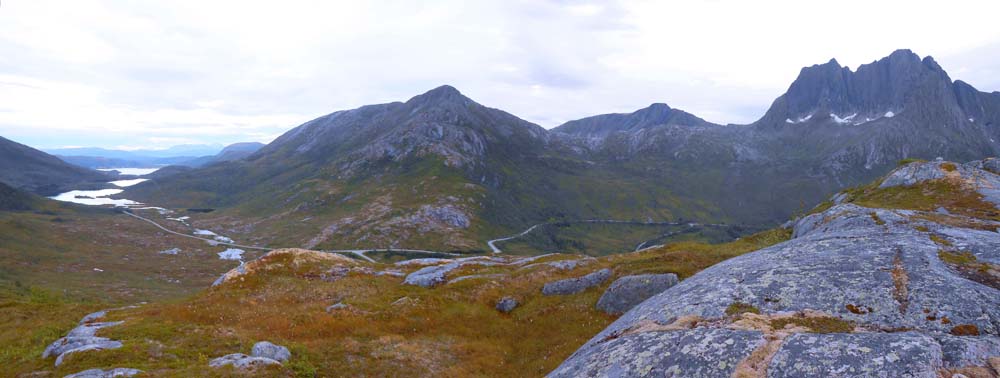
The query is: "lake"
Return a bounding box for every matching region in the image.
[51,167,159,206]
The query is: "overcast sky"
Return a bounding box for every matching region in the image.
[2,0,999,150]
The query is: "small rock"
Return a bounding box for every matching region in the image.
[596,273,679,315]
[391,297,419,306]
[209,353,281,369]
[542,269,612,296]
[64,368,143,378]
[496,297,518,313]
[158,248,181,255]
[251,341,291,362]
[326,303,350,312]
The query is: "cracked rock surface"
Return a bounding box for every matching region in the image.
[552,160,1000,377]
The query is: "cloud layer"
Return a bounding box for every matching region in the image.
[1,0,998,149]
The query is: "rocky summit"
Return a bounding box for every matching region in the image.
[552,159,1000,377]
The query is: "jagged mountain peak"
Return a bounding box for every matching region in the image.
[758,49,964,127]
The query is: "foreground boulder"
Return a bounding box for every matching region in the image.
[552,160,1000,377]
[252,341,291,362]
[541,268,612,295]
[210,341,291,370]
[595,273,678,315]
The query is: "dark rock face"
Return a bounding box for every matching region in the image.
[541,268,612,296]
[552,161,1000,377]
[596,273,679,315]
[496,297,518,313]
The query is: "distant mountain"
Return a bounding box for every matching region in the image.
[124,50,1000,251]
[56,155,198,169]
[554,103,717,139]
[0,136,109,195]
[46,144,224,159]
[182,142,265,167]
[48,144,226,169]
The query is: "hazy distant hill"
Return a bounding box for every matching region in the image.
[182,142,265,167]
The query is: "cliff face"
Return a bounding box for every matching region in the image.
[552,159,1000,377]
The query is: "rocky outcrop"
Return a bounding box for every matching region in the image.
[212,248,356,286]
[596,273,679,315]
[64,368,143,378]
[541,269,612,296]
[208,353,281,369]
[43,311,125,367]
[403,256,506,288]
[552,161,1000,377]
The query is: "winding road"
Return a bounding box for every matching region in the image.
[486,219,733,253]
[122,209,458,263]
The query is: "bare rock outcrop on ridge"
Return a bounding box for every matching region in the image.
[552,160,1000,377]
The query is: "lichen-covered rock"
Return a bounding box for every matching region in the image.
[549,328,763,377]
[64,368,142,378]
[553,160,1000,377]
[496,297,518,313]
[209,353,281,369]
[596,273,679,315]
[251,341,291,362]
[769,333,943,377]
[541,268,612,296]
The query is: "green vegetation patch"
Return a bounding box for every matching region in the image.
[770,316,854,333]
[725,302,760,316]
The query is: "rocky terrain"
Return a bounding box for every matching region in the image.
[553,159,1000,377]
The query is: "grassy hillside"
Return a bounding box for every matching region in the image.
[3,228,790,376]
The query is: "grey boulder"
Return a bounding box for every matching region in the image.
[251,341,291,362]
[541,268,612,296]
[596,273,679,315]
[496,297,518,313]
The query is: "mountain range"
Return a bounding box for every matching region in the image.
[47,142,264,169]
[113,50,1000,251]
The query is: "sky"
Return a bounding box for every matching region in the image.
[1,0,999,150]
